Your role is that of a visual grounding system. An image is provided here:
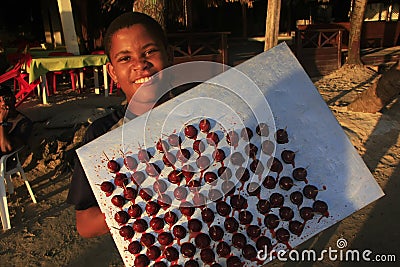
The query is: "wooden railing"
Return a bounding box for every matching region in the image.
[297,21,400,49]
[296,28,343,49]
[295,28,343,77]
[167,32,230,66]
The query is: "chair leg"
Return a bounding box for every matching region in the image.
[0,179,11,230]
[69,72,76,91]
[109,81,121,95]
[52,73,57,94]
[75,72,81,93]
[44,74,51,96]
[109,80,114,95]
[18,167,37,204]
[46,79,51,97]
[4,174,14,194]
[14,78,18,94]
[116,83,121,95]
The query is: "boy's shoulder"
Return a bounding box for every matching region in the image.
[84,107,126,143]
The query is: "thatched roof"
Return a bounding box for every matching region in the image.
[203,0,254,8]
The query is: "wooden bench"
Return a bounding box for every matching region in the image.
[298,21,400,49]
[361,21,400,48]
[168,32,230,66]
[295,28,343,77]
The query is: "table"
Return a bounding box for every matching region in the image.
[26,54,110,104]
[5,47,67,60]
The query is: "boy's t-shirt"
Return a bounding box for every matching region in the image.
[0,111,32,169]
[67,83,200,210]
[66,107,131,210]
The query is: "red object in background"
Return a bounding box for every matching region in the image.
[109,80,121,95]
[90,50,105,55]
[46,52,80,94]
[0,58,40,107]
[6,52,32,67]
[5,53,33,94]
[88,50,120,95]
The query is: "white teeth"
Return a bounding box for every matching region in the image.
[134,76,152,84]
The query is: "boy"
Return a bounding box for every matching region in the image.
[67,12,177,238]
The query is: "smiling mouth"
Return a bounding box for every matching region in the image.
[134,76,153,84]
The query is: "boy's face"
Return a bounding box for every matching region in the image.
[0,95,14,110]
[106,24,170,104]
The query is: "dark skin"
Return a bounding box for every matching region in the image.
[0,95,16,153]
[75,23,171,238]
[107,24,171,115]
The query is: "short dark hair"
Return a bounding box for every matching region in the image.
[0,84,16,107]
[104,12,168,58]
[0,84,13,97]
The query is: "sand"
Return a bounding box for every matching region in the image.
[0,64,399,267]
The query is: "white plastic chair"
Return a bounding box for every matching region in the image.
[0,147,37,230]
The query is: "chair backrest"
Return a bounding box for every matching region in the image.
[0,61,22,84]
[7,53,23,66]
[0,56,40,107]
[48,52,75,57]
[91,50,105,55]
[0,147,23,173]
[6,52,32,67]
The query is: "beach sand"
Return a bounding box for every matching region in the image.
[0,64,399,267]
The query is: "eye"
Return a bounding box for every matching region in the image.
[117,56,130,62]
[144,49,159,57]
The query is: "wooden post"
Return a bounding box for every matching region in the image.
[94,67,100,95]
[57,0,80,55]
[221,33,228,67]
[41,0,63,47]
[242,3,247,38]
[103,65,109,97]
[185,0,193,31]
[337,30,343,69]
[264,0,281,51]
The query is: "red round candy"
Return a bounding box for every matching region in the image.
[199,118,211,133]
[184,124,198,139]
[157,232,173,246]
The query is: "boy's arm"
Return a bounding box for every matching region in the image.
[75,207,109,238]
[0,124,12,153]
[10,114,33,150]
[68,152,111,238]
[0,106,12,153]
[68,110,125,238]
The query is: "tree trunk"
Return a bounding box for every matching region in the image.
[264,0,281,51]
[133,0,166,29]
[346,0,367,65]
[71,0,89,53]
[242,3,247,38]
[347,62,400,113]
[183,0,193,31]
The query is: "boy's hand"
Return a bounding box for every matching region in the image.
[0,95,12,153]
[0,138,12,153]
[0,96,9,122]
[0,105,9,122]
